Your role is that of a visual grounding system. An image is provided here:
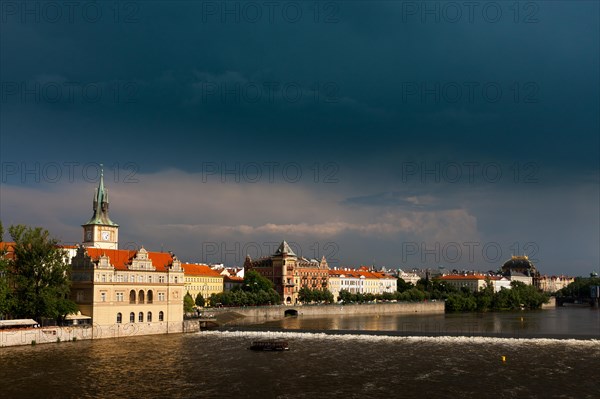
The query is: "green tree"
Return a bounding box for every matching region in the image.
[298,287,313,303]
[243,270,274,293]
[8,224,77,324]
[298,288,334,304]
[338,289,354,303]
[184,292,195,313]
[397,278,413,293]
[322,290,334,303]
[195,292,205,307]
[557,277,600,298]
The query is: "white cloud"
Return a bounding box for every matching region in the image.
[0,168,481,265]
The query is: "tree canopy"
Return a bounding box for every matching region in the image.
[2,223,77,323]
[445,281,550,312]
[209,271,280,306]
[298,287,334,304]
[242,270,274,293]
[557,277,600,298]
[184,292,195,313]
[195,292,205,307]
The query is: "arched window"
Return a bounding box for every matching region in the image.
[159,311,164,322]
[138,290,145,304]
[147,290,153,304]
[129,312,135,323]
[129,290,136,304]
[147,312,152,322]
[116,313,122,323]
[138,312,143,322]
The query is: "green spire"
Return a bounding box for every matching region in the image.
[84,164,118,227]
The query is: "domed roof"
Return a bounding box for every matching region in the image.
[502,255,538,276]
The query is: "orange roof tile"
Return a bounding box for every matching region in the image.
[328,269,395,280]
[85,247,175,272]
[0,242,15,260]
[182,263,223,277]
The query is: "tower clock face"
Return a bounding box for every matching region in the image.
[101,231,110,241]
[85,230,92,241]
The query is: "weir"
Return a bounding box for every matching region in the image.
[210,302,445,326]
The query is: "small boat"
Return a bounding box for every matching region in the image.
[249,340,289,351]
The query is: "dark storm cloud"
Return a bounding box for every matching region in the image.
[2,2,597,171]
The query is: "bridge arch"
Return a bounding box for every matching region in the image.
[284,309,298,317]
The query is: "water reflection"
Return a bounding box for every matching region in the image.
[1,316,599,399]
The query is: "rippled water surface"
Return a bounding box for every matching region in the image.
[1,308,599,399]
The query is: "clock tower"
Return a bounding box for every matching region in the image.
[82,165,119,250]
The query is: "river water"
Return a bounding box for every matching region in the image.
[1,308,599,398]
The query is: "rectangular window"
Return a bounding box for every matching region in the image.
[158,292,165,301]
[116,292,124,302]
[159,276,165,283]
[100,292,106,302]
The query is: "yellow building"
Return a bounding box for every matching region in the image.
[182,264,224,304]
[71,246,185,332]
[69,168,184,336]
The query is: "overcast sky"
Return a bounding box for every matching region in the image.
[1,1,598,276]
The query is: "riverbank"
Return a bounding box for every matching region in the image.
[0,320,200,348]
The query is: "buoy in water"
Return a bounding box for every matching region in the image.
[501,356,507,362]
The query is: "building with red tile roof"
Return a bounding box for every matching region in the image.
[69,168,184,333]
[181,263,224,303]
[224,275,244,291]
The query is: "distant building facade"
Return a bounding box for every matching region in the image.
[224,275,244,291]
[182,263,224,302]
[396,269,421,286]
[244,240,329,304]
[328,267,397,300]
[538,275,575,293]
[439,275,511,293]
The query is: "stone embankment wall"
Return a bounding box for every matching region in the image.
[211,302,444,325]
[0,320,198,348]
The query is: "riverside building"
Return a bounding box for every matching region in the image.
[69,169,185,336]
[328,267,397,300]
[181,263,224,303]
[244,240,329,304]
